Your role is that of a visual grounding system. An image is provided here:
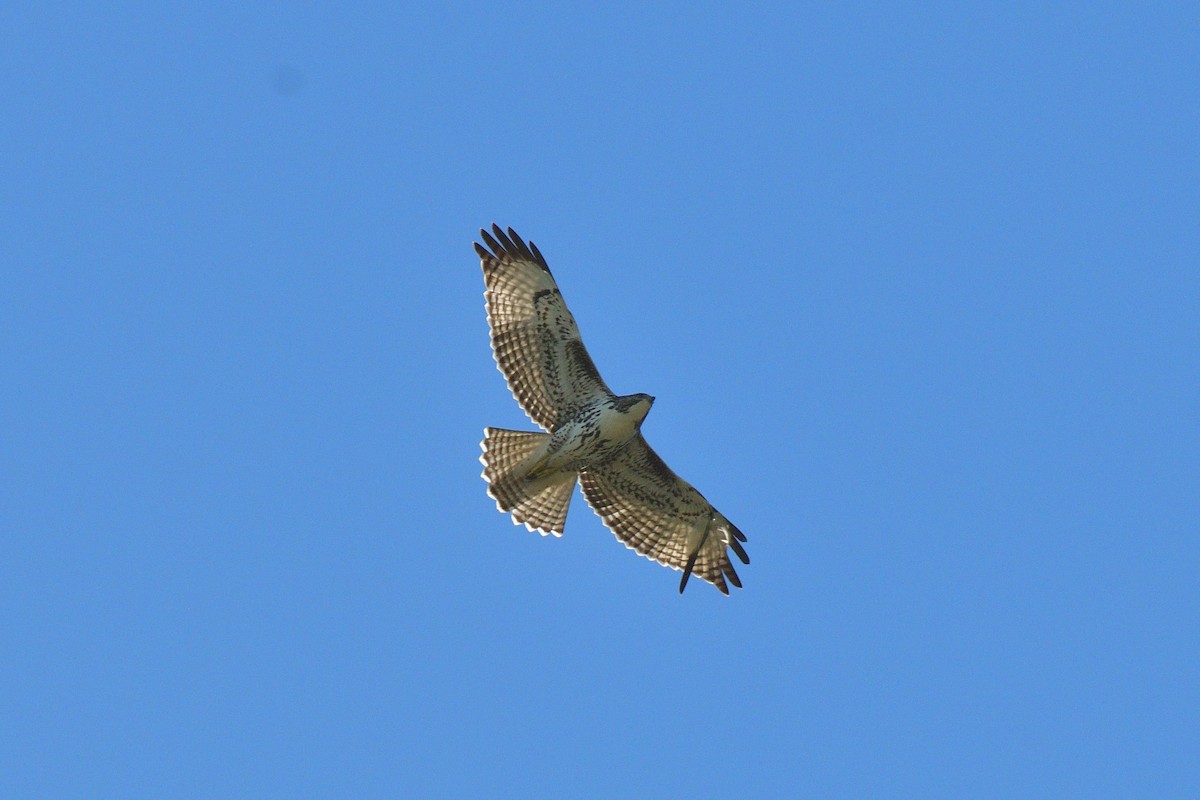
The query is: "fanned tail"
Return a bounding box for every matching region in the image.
[479,427,575,536]
[509,479,575,536]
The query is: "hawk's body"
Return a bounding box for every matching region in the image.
[476,225,749,594]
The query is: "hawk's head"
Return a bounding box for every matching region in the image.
[616,393,655,426]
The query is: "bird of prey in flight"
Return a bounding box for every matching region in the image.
[476,224,749,594]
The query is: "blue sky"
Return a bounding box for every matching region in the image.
[2,3,1196,796]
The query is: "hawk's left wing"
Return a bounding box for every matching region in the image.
[579,435,749,595]
[476,224,613,431]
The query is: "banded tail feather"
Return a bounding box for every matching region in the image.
[479,427,575,536]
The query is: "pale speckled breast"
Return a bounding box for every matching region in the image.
[543,398,642,472]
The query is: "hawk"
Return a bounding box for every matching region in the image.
[476,224,749,594]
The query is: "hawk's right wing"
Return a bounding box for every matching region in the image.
[476,224,613,431]
[579,435,749,595]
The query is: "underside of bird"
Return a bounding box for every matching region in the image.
[475,223,749,595]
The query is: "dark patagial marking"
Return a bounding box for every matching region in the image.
[566,340,604,385]
[640,445,680,486]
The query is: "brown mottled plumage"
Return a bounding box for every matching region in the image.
[476,224,749,595]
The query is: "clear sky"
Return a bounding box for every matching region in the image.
[2,3,1196,797]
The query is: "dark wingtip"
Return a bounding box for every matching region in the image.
[491,224,516,254]
[529,240,547,268]
[730,536,749,565]
[712,569,731,595]
[723,560,743,589]
[726,521,749,565]
[476,223,551,272]
[479,226,502,256]
[679,550,700,594]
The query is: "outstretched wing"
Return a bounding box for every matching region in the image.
[476,224,613,431]
[579,435,749,595]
